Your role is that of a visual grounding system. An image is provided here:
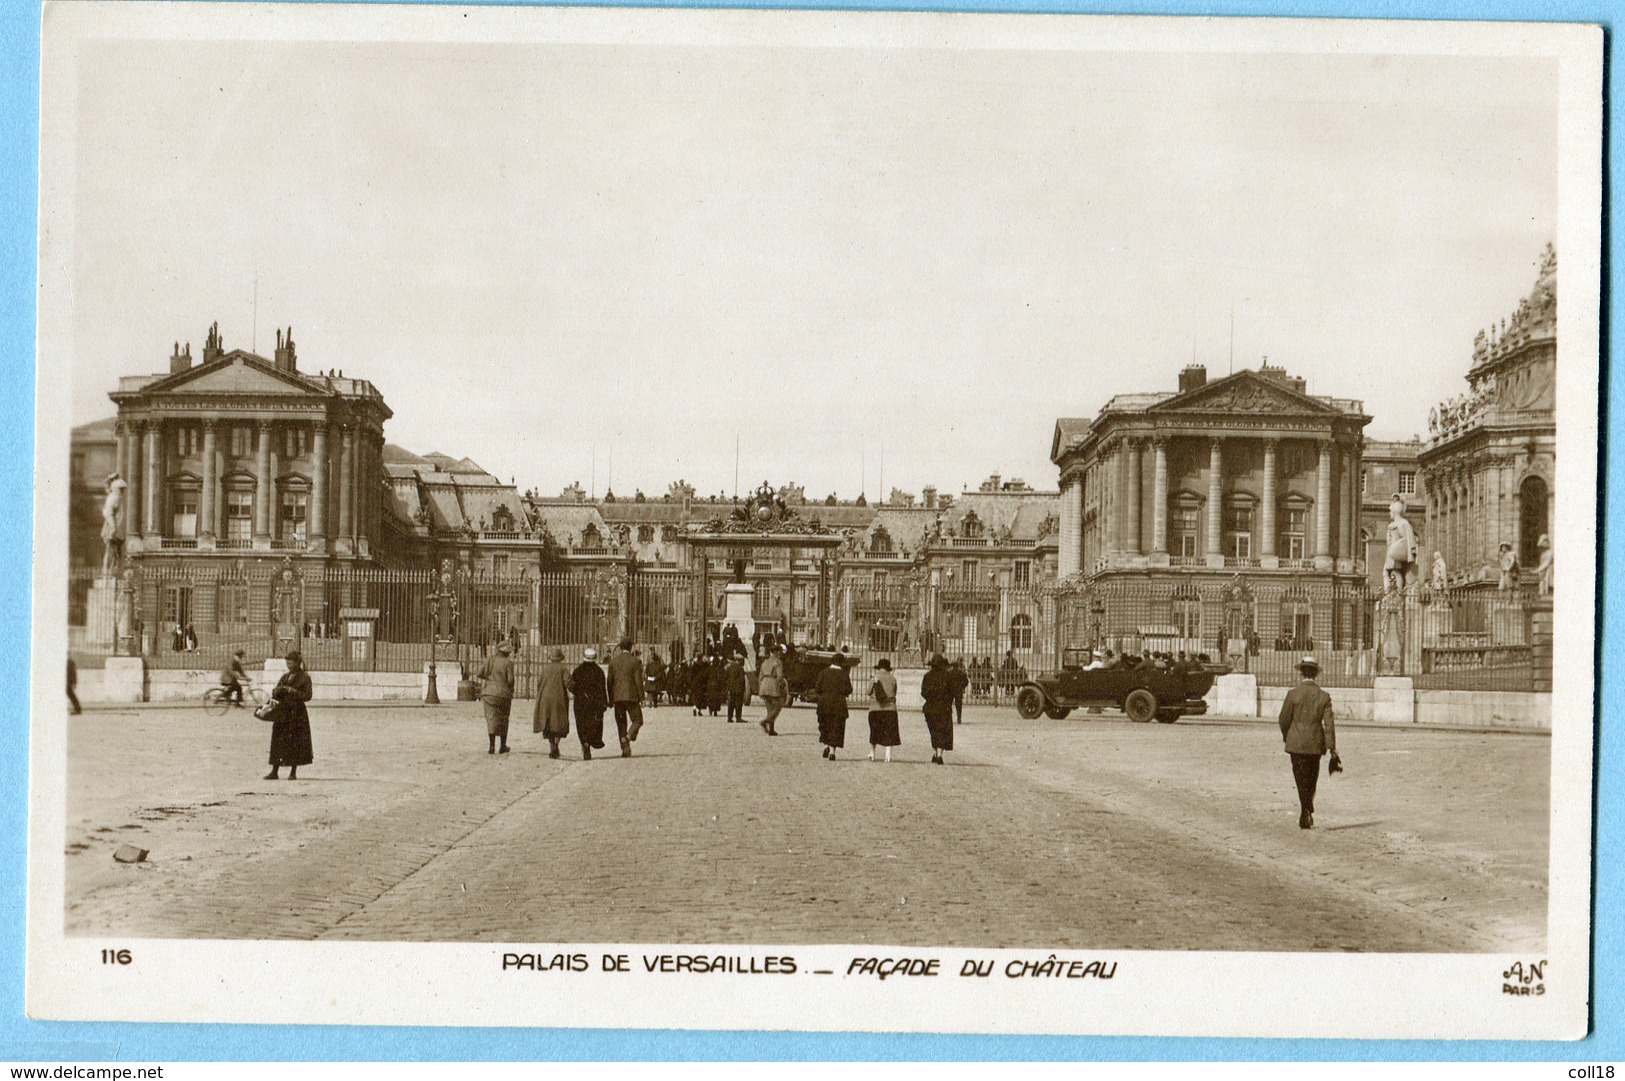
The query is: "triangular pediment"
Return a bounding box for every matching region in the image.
[143,354,328,398]
[1152,371,1340,417]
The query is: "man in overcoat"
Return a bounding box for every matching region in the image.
[1278,654,1340,829]
[606,637,645,756]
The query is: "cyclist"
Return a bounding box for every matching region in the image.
[220,649,250,707]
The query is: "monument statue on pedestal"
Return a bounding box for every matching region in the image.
[1537,534,1553,596]
[99,474,127,578]
[1383,496,1419,592]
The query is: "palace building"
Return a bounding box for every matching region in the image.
[1051,363,1371,664]
[1420,244,1557,589]
[104,324,396,570]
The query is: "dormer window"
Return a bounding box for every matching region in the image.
[580,523,602,548]
[638,525,655,544]
[962,512,984,539]
[870,526,893,555]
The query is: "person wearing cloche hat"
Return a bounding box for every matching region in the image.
[1277,655,1340,829]
[569,647,610,760]
[477,639,517,756]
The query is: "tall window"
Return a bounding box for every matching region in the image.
[754,581,771,613]
[174,426,199,458]
[961,559,979,584]
[792,584,808,617]
[638,525,654,543]
[226,491,253,542]
[1174,506,1200,558]
[872,571,888,591]
[1009,613,1033,649]
[1281,508,1307,560]
[1398,470,1417,496]
[280,491,308,542]
[492,553,510,577]
[170,489,199,538]
[230,426,251,457]
[217,582,249,627]
[1013,560,1031,589]
[1278,590,1313,650]
[1224,504,1254,559]
[1170,587,1201,640]
[284,428,309,459]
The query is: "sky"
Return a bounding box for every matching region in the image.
[64,28,1558,501]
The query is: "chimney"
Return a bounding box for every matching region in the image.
[274,326,297,372]
[1179,365,1207,393]
[923,485,938,509]
[168,341,191,375]
[202,321,224,365]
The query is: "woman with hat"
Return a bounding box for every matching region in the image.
[532,646,572,759]
[866,658,901,762]
[264,650,313,781]
[569,647,610,760]
[1278,654,1340,829]
[477,640,517,755]
[813,652,852,760]
[920,653,956,765]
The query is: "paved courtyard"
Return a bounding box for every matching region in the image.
[62,700,1549,951]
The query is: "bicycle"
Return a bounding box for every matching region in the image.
[203,683,266,717]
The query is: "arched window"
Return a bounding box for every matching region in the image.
[638,524,655,543]
[870,526,893,555]
[1519,475,1548,567]
[580,523,601,548]
[1009,613,1034,650]
[962,511,984,539]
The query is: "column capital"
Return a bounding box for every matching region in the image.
[201,417,220,432]
[256,418,274,433]
[1262,435,1281,450]
[1150,433,1169,448]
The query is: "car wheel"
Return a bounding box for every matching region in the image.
[1044,707,1073,720]
[1155,709,1180,724]
[1123,688,1158,723]
[1015,686,1046,720]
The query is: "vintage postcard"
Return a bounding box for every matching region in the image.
[28,2,1601,1038]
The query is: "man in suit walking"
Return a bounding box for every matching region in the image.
[607,637,645,757]
[1279,654,1340,829]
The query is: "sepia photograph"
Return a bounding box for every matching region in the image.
[27,2,1601,1039]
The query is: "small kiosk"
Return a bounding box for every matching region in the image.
[340,607,381,669]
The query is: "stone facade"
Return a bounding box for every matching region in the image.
[1419,244,1557,590]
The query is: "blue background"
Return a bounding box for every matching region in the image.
[0,0,1613,1061]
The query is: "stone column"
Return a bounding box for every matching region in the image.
[200,421,218,542]
[311,424,329,544]
[337,425,355,548]
[125,422,143,540]
[1206,438,1223,558]
[253,422,273,541]
[1260,438,1278,558]
[1314,440,1333,563]
[1057,474,1080,578]
[143,422,161,539]
[1125,438,1142,556]
[1151,438,1169,555]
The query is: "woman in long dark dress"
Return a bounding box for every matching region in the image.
[265,649,314,780]
[569,647,610,760]
[920,653,956,765]
[706,653,728,717]
[815,656,852,761]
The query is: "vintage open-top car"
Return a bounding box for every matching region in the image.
[1014,648,1231,723]
[782,647,862,703]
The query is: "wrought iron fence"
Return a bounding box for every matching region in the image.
[66,561,1544,695]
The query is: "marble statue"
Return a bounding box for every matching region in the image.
[99,474,128,578]
[1429,551,1448,591]
[1498,542,1520,591]
[1383,496,1419,591]
[1537,535,1553,596]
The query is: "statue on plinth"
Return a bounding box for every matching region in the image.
[1429,550,1449,592]
[99,474,128,578]
[1383,496,1419,592]
[1498,541,1520,591]
[1537,534,1553,596]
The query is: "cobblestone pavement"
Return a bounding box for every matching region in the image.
[63,700,1549,951]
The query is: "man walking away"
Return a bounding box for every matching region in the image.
[1279,654,1340,829]
[724,654,747,722]
[478,640,516,755]
[607,637,644,756]
[66,657,81,715]
[948,659,968,724]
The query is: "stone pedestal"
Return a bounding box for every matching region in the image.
[894,668,928,711]
[102,657,146,703]
[1211,672,1258,718]
[84,576,121,651]
[722,582,755,644]
[1372,676,1415,725]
